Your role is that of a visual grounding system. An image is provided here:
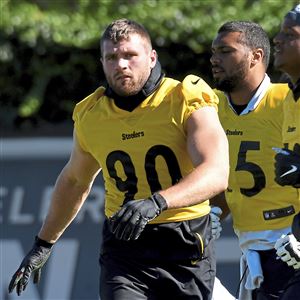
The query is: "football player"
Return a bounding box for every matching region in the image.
[8,19,229,300]
[210,20,299,299]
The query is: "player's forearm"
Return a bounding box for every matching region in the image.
[159,161,228,209]
[38,171,92,243]
[160,107,229,210]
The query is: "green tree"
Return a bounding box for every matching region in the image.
[0,0,298,133]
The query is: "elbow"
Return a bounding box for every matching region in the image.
[217,180,228,194]
[218,152,229,192]
[220,179,228,193]
[216,166,229,193]
[222,166,229,190]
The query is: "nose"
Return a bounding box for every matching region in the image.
[116,58,128,70]
[210,53,220,65]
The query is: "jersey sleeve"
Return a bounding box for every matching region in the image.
[72,86,106,153]
[181,75,219,122]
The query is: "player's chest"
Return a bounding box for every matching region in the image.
[82,107,186,165]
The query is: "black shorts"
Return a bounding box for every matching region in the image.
[280,270,300,300]
[99,215,216,300]
[253,249,297,299]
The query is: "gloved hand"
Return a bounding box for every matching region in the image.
[210,206,223,240]
[292,212,300,241]
[109,192,168,241]
[274,234,300,270]
[8,236,53,296]
[274,145,300,187]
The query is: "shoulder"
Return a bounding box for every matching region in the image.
[181,75,215,94]
[73,86,106,121]
[266,83,289,99]
[180,75,218,106]
[263,83,289,108]
[159,77,181,93]
[268,82,289,91]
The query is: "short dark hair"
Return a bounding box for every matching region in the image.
[285,4,300,25]
[218,21,270,68]
[100,19,152,55]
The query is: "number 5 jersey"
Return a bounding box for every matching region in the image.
[216,76,300,233]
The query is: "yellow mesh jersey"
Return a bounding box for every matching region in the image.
[282,90,300,150]
[217,83,300,232]
[73,75,218,223]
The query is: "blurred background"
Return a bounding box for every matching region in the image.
[1,0,298,299]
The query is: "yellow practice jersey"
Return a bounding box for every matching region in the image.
[217,83,300,232]
[73,75,218,223]
[282,90,300,150]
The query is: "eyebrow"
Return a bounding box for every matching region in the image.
[211,44,234,50]
[104,53,117,59]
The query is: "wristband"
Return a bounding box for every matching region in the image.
[152,192,168,212]
[35,236,54,249]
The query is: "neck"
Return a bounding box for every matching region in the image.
[229,73,265,105]
[105,61,164,111]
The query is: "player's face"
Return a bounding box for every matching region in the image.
[101,34,157,97]
[210,31,251,93]
[273,18,300,81]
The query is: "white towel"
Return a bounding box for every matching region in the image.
[239,249,264,300]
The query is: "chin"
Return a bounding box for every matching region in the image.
[213,78,222,88]
[114,85,137,96]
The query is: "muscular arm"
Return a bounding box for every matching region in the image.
[38,132,101,243]
[159,106,229,208]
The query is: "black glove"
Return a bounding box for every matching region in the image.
[274,145,300,187]
[8,236,53,296]
[292,213,300,241]
[109,192,168,241]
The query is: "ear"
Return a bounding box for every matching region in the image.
[250,48,264,67]
[150,49,157,68]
